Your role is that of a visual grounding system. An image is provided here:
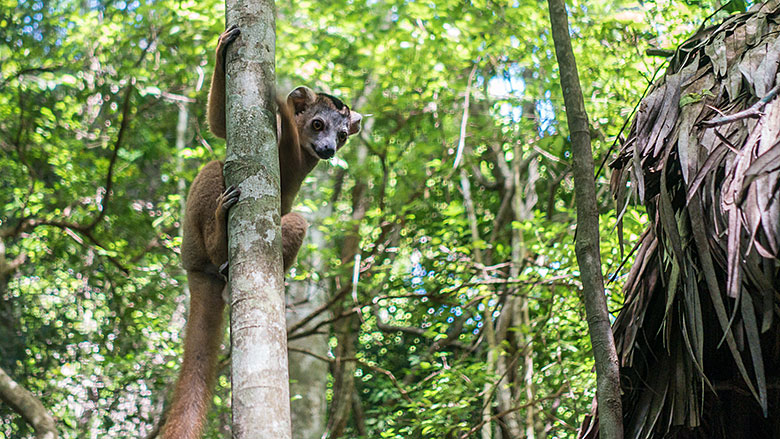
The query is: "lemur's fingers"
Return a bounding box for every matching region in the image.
[218,185,241,212]
[220,25,241,45]
[216,25,241,70]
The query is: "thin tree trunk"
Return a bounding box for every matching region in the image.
[327,143,369,438]
[222,0,291,437]
[327,315,358,437]
[0,366,58,439]
[175,101,189,232]
[481,304,498,439]
[287,166,332,439]
[547,1,623,438]
[514,144,537,439]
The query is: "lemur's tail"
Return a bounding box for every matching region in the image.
[161,272,226,439]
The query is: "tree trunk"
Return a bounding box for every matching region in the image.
[287,167,332,439]
[547,0,623,437]
[222,0,291,437]
[326,143,369,438]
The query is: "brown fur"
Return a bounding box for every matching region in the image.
[161,25,361,439]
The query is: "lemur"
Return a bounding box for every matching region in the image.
[161,25,362,439]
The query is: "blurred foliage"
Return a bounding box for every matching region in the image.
[0,0,736,437]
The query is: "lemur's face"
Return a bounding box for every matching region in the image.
[288,87,362,160]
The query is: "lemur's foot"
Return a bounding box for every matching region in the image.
[216,185,241,214]
[219,261,230,278]
[216,25,241,70]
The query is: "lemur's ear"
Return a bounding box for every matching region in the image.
[287,86,317,114]
[348,111,363,135]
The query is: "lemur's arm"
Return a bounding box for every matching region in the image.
[207,25,239,139]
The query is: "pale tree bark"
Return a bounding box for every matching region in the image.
[494,144,540,439]
[326,143,368,438]
[547,0,623,437]
[480,299,498,439]
[175,101,189,229]
[0,366,58,439]
[515,144,538,439]
[222,0,291,437]
[327,315,358,438]
[286,166,332,439]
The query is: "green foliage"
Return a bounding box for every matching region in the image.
[0,0,722,437]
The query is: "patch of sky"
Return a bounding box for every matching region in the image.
[487,63,525,102]
[488,63,557,135]
[537,89,556,135]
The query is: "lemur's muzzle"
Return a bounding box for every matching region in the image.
[314,144,336,159]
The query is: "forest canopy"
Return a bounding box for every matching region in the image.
[0,0,755,438]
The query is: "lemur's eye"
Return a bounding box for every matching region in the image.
[338,131,347,142]
[312,119,324,131]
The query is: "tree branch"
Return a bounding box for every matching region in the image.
[458,384,568,439]
[0,65,63,89]
[700,83,780,128]
[84,84,135,231]
[287,347,414,403]
[0,366,58,439]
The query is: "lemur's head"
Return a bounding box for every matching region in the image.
[287,86,362,160]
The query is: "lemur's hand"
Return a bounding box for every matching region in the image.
[216,25,240,72]
[215,185,240,218]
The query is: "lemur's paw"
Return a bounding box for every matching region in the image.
[216,25,241,70]
[216,185,241,214]
[219,261,230,278]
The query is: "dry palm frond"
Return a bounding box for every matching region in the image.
[581,2,780,437]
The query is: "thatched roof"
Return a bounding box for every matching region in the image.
[581,1,780,437]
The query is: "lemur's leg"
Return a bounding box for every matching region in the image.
[282,212,309,271]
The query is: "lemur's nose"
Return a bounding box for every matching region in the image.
[315,143,336,159]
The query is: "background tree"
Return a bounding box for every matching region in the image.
[582,2,780,437]
[0,0,739,437]
[548,0,623,436]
